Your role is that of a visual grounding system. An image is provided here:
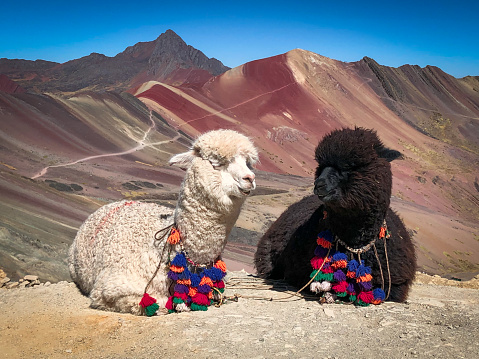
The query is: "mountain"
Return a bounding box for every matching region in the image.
[0,32,478,283]
[135,49,479,279]
[0,30,230,93]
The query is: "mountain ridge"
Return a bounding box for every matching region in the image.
[0,29,230,93]
[0,31,478,283]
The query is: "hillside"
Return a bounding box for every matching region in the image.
[0,30,478,284]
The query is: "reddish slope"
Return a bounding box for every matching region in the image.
[135,49,479,278]
[0,74,25,93]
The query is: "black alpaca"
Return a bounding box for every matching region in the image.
[255,127,416,302]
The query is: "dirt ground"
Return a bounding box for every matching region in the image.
[1,271,478,359]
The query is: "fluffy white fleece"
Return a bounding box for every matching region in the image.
[68,129,258,315]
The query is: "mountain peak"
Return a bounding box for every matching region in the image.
[148,30,229,77]
[162,29,183,40]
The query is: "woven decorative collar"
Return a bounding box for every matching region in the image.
[139,226,227,316]
[310,229,386,306]
[165,252,227,313]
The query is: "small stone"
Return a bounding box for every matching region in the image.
[24,275,39,282]
[379,319,397,327]
[44,281,51,287]
[292,326,302,333]
[0,277,10,285]
[19,281,29,288]
[323,308,335,318]
[6,282,19,289]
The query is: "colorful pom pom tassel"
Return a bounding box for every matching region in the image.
[167,227,181,245]
[165,252,227,313]
[310,230,388,307]
[139,293,160,316]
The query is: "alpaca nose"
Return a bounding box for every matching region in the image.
[314,177,328,197]
[243,172,255,184]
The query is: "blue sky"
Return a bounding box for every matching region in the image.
[1,1,478,78]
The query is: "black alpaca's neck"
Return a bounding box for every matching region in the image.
[325,206,386,247]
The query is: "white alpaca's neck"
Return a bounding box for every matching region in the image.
[173,162,246,265]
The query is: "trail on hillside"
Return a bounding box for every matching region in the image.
[177,81,297,129]
[31,112,177,179]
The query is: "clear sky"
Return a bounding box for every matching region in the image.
[1,1,477,78]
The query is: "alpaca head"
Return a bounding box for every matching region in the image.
[313,127,401,214]
[169,129,259,201]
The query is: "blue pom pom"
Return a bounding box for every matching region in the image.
[318,230,334,243]
[347,259,359,272]
[355,264,371,277]
[207,267,224,281]
[171,252,187,267]
[373,288,386,301]
[177,268,191,280]
[190,273,201,287]
[332,252,348,262]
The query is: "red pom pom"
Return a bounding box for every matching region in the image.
[358,291,374,304]
[174,292,188,301]
[139,293,157,308]
[191,293,210,306]
[311,256,326,270]
[332,280,348,292]
[214,280,225,289]
[165,296,174,310]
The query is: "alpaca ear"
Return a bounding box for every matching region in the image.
[376,146,403,162]
[169,150,198,169]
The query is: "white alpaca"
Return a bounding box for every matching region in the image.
[68,129,258,315]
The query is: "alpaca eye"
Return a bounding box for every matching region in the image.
[209,160,223,169]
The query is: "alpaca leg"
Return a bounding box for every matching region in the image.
[89,272,170,315]
[89,273,147,315]
[387,281,412,303]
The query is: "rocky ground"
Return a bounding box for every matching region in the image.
[1,269,478,359]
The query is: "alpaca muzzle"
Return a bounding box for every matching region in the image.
[314,177,329,198]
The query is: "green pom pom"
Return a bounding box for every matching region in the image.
[349,295,357,302]
[310,270,320,279]
[317,272,334,282]
[190,303,208,311]
[356,299,370,307]
[336,291,347,297]
[145,303,159,316]
[168,309,176,314]
[173,297,185,304]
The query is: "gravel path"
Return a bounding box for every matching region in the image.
[1,271,478,359]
